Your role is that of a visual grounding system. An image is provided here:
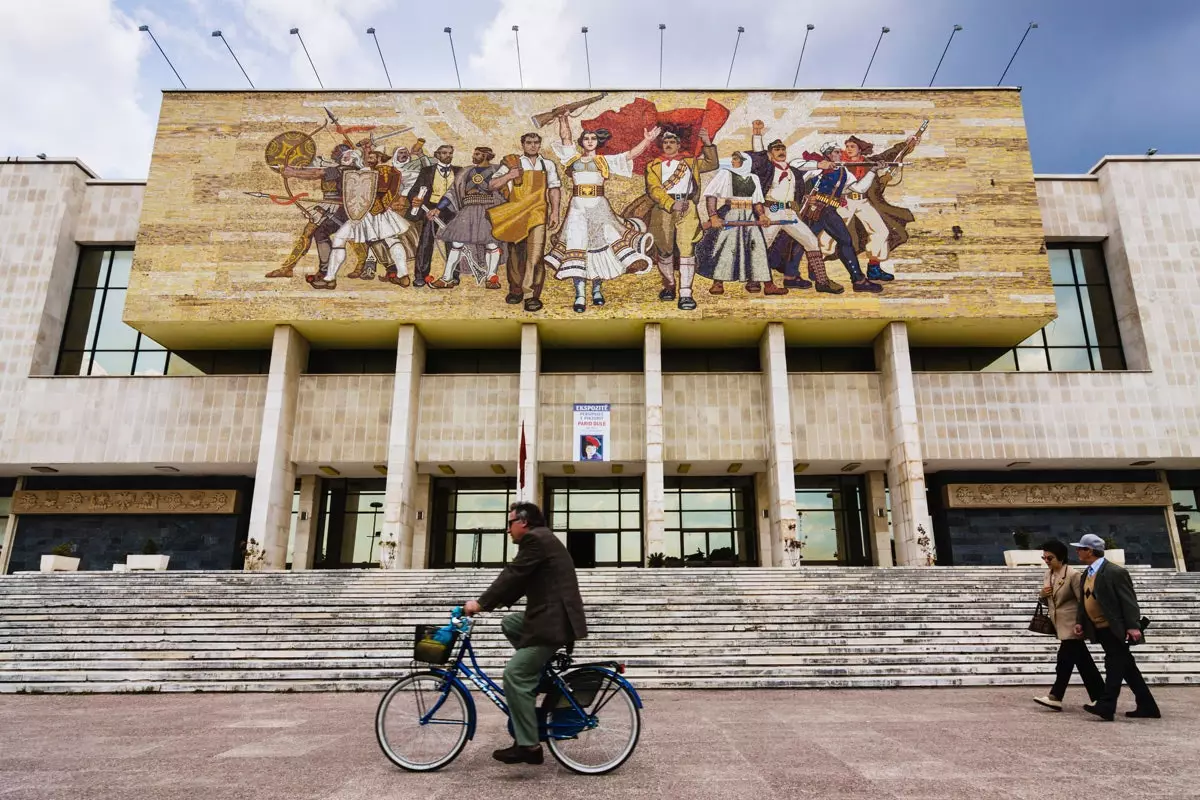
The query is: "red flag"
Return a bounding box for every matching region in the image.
[583,97,731,175]
[518,421,527,492]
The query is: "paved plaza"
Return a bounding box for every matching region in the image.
[0,687,1197,799]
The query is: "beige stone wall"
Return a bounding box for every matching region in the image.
[539,373,644,462]
[416,374,519,463]
[919,161,1200,463]
[789,373,886,462]
[1035,177,1107,240]
[6,376,266,465]
[292,374,393,464]
[663,373,766,462]
[77,182,144,243]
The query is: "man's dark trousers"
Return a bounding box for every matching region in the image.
[1093,627,1158,714]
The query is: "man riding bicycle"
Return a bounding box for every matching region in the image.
[463,501,588,765]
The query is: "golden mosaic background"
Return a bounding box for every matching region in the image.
[127,90,1052,349]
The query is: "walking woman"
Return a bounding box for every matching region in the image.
[1033,539,1105,711]
[546,113,658,312]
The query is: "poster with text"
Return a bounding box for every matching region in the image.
[573,404,611,462]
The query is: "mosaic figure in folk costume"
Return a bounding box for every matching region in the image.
[250,94,927,313]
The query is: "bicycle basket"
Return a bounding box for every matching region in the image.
[412,625,459,665]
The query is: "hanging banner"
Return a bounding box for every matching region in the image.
[573,403,611,462]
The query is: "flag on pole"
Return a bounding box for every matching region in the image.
[518,421,527,493]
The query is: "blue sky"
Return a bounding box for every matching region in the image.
[2,0,1196,178]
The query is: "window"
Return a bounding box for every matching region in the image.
[786,348,876,372]
[424,349,521,374]
[663,477,756,566]
[910,245,1125,373]
[542,349,644,373]
[793,478,870,565]
[662,348,761,372]
[56,248,272,376]
[546,477,643,567]
[315,480,387,567]
[1172,489,1200,574]
[307,349,398,374]
[428,479,519,567]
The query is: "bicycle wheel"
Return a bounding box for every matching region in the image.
[544,667,641,775]
[376,671,472,772]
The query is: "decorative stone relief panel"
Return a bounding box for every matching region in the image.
[944,482,1169,509]
[13,489,240,515]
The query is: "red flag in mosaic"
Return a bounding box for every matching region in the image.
[583,98,731,175]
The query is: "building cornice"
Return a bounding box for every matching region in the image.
[1,156,98,178]
[160,86,1023,94]
[1088,154,1200,174]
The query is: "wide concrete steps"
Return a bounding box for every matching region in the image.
[2,567,1199,692]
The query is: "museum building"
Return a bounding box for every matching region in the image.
[1,88,1198,576]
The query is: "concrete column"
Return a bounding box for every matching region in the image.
[1160,470,1186,572]
[409,473,432,568]
[248,325,309,570]
[384,325,426,570]
[874,322,929,566]
[759,323,798,567]
[1,477,24,576]
[864,470,893,567]
[517,324,541,506]
[643,323,666,562]
[290,475,321,570]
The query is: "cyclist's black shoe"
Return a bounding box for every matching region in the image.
[493,743,544,765]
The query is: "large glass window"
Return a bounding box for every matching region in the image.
[545,478,642,567]
[424,350,521,374]
[662,348,761,372]
[793,478,870,565]
[56,248,272,376]
[314,479,387,567]
[663,477,756,566]
[428,479,518,567]
[785,348,876,372]
[1172,489,1200,573]
[911,244,1125,373]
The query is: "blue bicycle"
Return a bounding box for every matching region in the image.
[375,607,643,774]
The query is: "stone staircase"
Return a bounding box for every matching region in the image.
[1,567,1199,693]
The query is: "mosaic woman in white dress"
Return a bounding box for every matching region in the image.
[546,113,660,312]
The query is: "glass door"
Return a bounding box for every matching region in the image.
[545,478,643,567]
[793,477,870,565]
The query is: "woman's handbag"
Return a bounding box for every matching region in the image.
[1028,598,1057,636]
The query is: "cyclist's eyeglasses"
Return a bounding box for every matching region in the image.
[506,517,518,528]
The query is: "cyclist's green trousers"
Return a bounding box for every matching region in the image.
[501,612,558,747]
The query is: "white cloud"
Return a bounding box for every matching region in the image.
[467,0,583,88]
[0,0,153,178]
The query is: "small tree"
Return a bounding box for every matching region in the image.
[50,542,76,558]
[141,539,159,556]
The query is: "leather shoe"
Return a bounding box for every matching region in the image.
[658,287,676,301]
[1125,708,1162,719]
[1083,704,1114,721]
[677,295,697,311]
[492,744,544,765]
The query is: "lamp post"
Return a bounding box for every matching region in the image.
[725,26,744,89]
[366,27,392,88]
[929,24,962,87]
[861,26,889,87]
[658,24,666,88]
[998,22,1038,85]
[369,501,383,564]
[138,25,186,88]
[792,24,815,88]
[513,25,524,88]
[582,27,592,88]
[212,30,254,88]
[290,28,323,88]
[444,27,462,89]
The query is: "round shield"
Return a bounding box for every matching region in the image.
[265,131,318,169]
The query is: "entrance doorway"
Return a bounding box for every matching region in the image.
[567,531,598,569]
[544,477,643,567]
[793,476,871,566]
[428,478,518,568]
[313,479,386,568]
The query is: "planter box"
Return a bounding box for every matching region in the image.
[1003,549,1044,567]
[112,564,130,572]
[1105,549,1126,566]
[40,555,80,573]
[127,554,170,571]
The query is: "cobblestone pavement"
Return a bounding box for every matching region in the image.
[0,687,1197,799]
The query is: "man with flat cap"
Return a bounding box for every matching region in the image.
[1071,533,1160,721]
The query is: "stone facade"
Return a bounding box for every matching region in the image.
[2,150,1198,572]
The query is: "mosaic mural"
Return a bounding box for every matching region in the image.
[127,90,1052,337]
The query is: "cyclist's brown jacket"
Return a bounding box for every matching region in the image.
[478,526,588,648]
